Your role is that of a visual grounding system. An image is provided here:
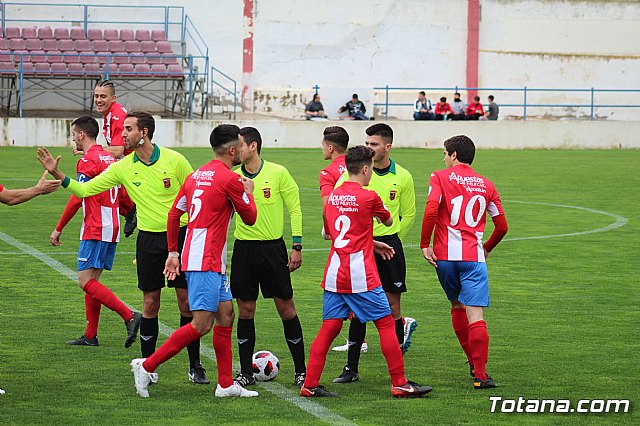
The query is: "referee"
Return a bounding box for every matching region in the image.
[231,126,307,388]
[37,111,208,384]
[333,123,418,384]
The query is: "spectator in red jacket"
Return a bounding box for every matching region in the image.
[466,96,485,120]
[435,97,453,121]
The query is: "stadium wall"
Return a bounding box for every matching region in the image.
[4,0,638,119]
[2,118,638,149]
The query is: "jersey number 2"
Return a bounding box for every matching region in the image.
[450,194,486,227]
[333,215,351,249]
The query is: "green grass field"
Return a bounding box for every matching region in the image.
[0,146,638,425]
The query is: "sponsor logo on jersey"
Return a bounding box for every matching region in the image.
[263,188,271,198]
[242,192,250,205]
[163,178,171,188]
[389,190,397,200]
[338,165,347,174]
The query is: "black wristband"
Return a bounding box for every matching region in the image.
[292,244,302,251]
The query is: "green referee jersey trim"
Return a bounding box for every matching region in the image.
[233,160,302,242]
[241,159,264,179]
[133,143,160,165]
[64,144,192,232]
[373,159,397,176]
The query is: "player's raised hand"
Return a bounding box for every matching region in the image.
[373,240,395,260]
[288,249,302,272]
[36,147,61,174]
[72,148,85,156]
[36,170,61,194]
[241,176,254,194]
[163,256,181,281]
[422,247,438,268]
[50,229,62,246]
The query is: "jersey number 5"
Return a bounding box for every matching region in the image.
[189,189,204,222]
[333,215,351,249]
[450,194,486,227]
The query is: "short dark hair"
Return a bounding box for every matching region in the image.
[365,123,393,144]
[126,111,155,140]
[444,135,476,165]
[488,95,494,101]
[345,145,374,175]
[323,126,349,151]
[210,124,240,150]
[71,116,99,140]
[313,93,320,102]
[95,80,115,96]
[352,93,358,99]
[454,92,461,97]
[440,97,447,102]
[419,91,426,96]
[474,96,480,102]
[239,126,262,154]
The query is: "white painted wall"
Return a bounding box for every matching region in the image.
[4,0,639,120]
[1,118,637,149]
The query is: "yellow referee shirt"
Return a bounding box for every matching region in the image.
[63,144,192,232]
[233,159,302,242]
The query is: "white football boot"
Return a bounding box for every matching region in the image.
[331,340,368,353]
[215,382,259,398]
[131,358,152,398]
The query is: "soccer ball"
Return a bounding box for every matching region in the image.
[252,350,280,381]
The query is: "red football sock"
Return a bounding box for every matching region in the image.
[213,325,234,388]
[304,319,343,389]
[83,279,133,322]
[84,293,101,339]
[143,323,202,373]
[374,315,407,387]
[468,320,489,380]
[451,307,473,364]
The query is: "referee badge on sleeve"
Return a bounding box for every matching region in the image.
[163,178,171,188]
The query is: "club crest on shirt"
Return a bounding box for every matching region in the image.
[263,188,271,199]
[389,190,397,200]
[163,178,171,188]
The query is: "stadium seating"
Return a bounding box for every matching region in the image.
[1,26,183,78]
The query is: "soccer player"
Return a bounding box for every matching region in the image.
[48,116,142,347]
[333,123,418,384]
[1,170,60,395]
[420,135,508,389]
[300,145,432,398]
[37,111,209,385]
[0,172,60,205]
[131,124,258,398]
[231,126,307,387]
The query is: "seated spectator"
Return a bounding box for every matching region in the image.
[413,91,434,120]
[434,97,453,121]
[484,95,499,121]
[450,92,467,120]
[338,93,371,120]
[305,94,329,120]
[466,96,485,120]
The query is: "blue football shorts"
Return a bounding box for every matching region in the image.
[435,260,489,307]
[322,286,391,322]
[185,271,233,313]
[77,240,117,271]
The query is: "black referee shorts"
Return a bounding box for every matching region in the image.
[374,233,407,293]
[136,227,187,292]
[230,238,293,301]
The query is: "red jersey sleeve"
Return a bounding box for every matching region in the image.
[55,195,83,232]
[483,188,508,252]
[76,156,98,181]
[109,112,125,148]
[228,175,257,226]
[167,186,187,252]
[319,170,335,198]
[426,172,442,204]
[420,200,439,248]
[371,192,391,223]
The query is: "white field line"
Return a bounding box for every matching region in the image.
[0,231,356,426]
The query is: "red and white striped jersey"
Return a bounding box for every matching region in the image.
[319,155,346,197]
[169,160,257,273]
[427,164,504,262]
[322,181,391,294]
[103,102,131,155]
[78,145,120,242]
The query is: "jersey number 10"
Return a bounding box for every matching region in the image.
[450,194,486,227]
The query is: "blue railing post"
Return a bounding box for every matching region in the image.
[454,85,458,94]
[523,86,527,121]
[1,2,5,37]
[19,53,24,117]
[233,79,237,116]
[590,87,594,120]
[385,84,389,120]
[188,55,194,120]
[314,84,319,95]
[83,5,88,37]
[164,6,169,39]
[104,55,110,80]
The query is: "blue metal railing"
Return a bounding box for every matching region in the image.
[210,66,237,117]
[373,86,640,120]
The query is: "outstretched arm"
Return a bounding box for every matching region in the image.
[0,171,60,206]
